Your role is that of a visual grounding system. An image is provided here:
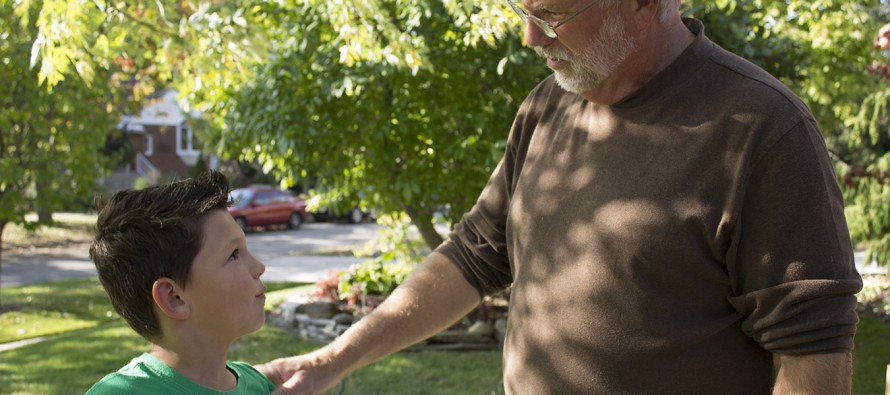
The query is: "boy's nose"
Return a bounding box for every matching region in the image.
[252,257,266,278]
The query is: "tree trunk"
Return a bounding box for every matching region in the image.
[0,219,6,310]
[37,211,53,223]
[36,178,53,223]
[403,205,444,251]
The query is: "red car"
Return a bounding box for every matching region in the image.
[228,186,308,232]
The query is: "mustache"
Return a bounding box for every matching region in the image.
[535,46,572,62]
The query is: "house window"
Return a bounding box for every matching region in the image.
[177,124,200,155]
[144,134,154,157]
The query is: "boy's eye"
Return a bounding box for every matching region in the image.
[228,249,240,262]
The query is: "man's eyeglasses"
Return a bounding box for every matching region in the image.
[506,0,598,39]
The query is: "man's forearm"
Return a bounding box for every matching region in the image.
[772,352,852,394]
[316,252,483,375]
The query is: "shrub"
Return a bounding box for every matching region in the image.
[314,255,415,314]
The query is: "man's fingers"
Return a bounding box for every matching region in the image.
[269,372,308,395]
[255,362,284,386]
[269,387,290,395]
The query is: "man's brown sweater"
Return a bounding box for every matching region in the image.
[436,19,862,394]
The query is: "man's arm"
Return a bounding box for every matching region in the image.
[257,251,483,394]
[772,352,852,394]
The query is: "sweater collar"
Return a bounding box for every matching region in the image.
[611,18,714,110]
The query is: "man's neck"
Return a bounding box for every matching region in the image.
[150,339,236,391]
[581,16,696,105]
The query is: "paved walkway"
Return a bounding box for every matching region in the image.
[3,247,884,288]
[858,251,885,275]
[1,245,366,288]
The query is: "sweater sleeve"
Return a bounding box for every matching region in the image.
[435,134,517,297]
[433,79,554,297]
[726,116,862,355]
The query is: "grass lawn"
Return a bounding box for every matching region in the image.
[853,315,890,395]
[2,278,889,394]
[0,279,504,394]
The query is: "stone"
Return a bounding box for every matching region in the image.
[299,301,340,319]
[494,317,508,344]
[332,313,355,326]
[274,301,302,322]
[467,320,493,336]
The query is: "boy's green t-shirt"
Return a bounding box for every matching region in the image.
[85,353,276,394]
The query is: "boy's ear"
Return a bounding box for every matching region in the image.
[152,278,190,320]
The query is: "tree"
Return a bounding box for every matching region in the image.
[21,0,890,266]
[203,0,546,250]
[0,0,276,294]
[17,0,536,253]
[847,17,890,267]
[684,0,890,267]
[0,3,120,295]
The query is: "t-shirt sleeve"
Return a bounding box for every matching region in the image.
[84,373,138,395]
[229,361,277,393]
[726,117,862,355]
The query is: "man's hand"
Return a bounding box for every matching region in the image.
[255,252,482,395]
[257,352,346,395]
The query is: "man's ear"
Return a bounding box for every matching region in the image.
[631,0,659,28]
[152,278,190,320]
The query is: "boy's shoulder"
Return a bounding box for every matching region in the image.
[85,353,174,394]
[85,353,276,394]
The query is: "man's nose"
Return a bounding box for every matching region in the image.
[524,20,555,48]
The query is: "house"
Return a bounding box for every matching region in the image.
[103,90,217,191]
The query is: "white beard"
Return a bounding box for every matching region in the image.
[535,11,636,94]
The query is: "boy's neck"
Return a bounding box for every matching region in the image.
[150,340,236,391]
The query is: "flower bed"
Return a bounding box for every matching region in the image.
[858,273,890,322]
[269,264,889,349]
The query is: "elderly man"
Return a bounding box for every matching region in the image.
[260,1,862,393]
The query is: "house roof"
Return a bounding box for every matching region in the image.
[122,90,201,129]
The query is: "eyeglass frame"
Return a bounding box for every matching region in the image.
[506,0,599,39]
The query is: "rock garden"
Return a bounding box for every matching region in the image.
[267,257,510,350]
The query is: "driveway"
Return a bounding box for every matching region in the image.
[2,221,882,287]
[1,222,383,288]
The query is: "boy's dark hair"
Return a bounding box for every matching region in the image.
[90,171,230,341]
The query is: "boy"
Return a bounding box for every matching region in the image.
[86,171,276,394]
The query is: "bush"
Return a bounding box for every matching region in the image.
[314,256,414,314]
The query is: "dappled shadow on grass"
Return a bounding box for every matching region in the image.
[0,323,318,395]
[1,321,505,395]
[852,315,890,395]
[344,350,504,395]
[0,278,119,343]
[0,278,507,394]
[0,324,147,395]
[2,278,110,314]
